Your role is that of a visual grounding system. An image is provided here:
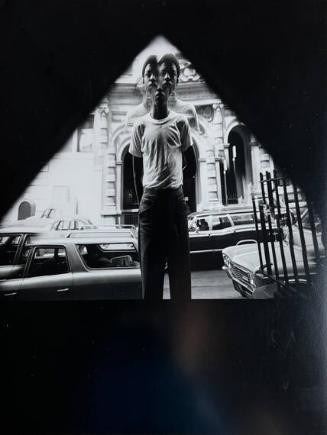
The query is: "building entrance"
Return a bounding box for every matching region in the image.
[121,151,139,224]
[226,128,246,204]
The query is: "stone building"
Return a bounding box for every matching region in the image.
[2,42,275,226]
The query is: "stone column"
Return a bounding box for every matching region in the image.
[116,160,122,217]
[199,158,208,210]
[250,136,261,194]
[94,101,110,165]
[212,103,225,205]
[100,102,119,224]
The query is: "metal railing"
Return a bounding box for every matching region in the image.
[252,171,322,293]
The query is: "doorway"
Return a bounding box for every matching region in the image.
[226,128,246,204]
[121,149,139,225]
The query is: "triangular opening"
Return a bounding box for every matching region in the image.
[0,36,322,300]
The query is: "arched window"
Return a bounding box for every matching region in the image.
[18,200,36,220]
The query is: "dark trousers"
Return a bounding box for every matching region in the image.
[138,186,191,301]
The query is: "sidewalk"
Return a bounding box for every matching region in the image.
[164,269,243,299]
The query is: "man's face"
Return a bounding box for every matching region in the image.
[143,63,158,96]
[158,61,178,94]
[152,61,178,107]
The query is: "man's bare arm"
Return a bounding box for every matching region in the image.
[183,146,196,179]
[132,156,143,205]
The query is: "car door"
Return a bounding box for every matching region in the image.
[18,246,73,300]
[209,215,235,252]
[229,213,258,245]
[72,242,142,300]
[0,243,31,300]
[188,215,212,255]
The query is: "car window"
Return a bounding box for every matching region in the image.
[69,220,75,230]
[41,209,50,218]
[212,216,231,230]
[195,216,210,232]
[78,243,139,269]
[0,235,21,265]
[48,209,56,219]
[188,218,196,231]
[27,247,70,277]
[56,220,70,230]
[301,210,321,231]
[53,220,62,230]
[75,220,86,230]
[230,213,255,226]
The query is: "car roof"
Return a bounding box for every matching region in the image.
[0,226,46,234]
[188,207,253,218]
[1,219,55,228]
[53,215,92,221]
[26,236,137,246]
[66,229,135,238]
[96,224,136,229]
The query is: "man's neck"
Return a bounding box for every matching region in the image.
[151,103,169,120]
[142,94,152,110]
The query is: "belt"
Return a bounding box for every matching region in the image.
[143,185,183,193]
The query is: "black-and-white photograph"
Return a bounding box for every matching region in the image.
[1,2,327,434]
[0,36,324,301]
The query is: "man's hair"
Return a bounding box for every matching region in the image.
[158,53,181,78]
[142,55,157,78]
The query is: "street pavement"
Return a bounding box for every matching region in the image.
[164,268,243,299]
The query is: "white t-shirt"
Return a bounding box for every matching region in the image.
[129,111,191,189]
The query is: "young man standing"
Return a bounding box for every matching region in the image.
[129,54,192,301]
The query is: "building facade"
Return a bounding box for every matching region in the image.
[2,51,275,226]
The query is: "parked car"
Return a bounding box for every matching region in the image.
[0,225,138,281]
[187,207,280,261]
[222,209,324,298]
[50,216,96,231]
[0,236,142,300]
[0,226,56,280]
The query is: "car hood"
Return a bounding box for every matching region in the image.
[223,244,261,272]
[225,241,319,276]
[223,244,258,260]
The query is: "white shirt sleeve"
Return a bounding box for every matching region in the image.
[129,122,143,158]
